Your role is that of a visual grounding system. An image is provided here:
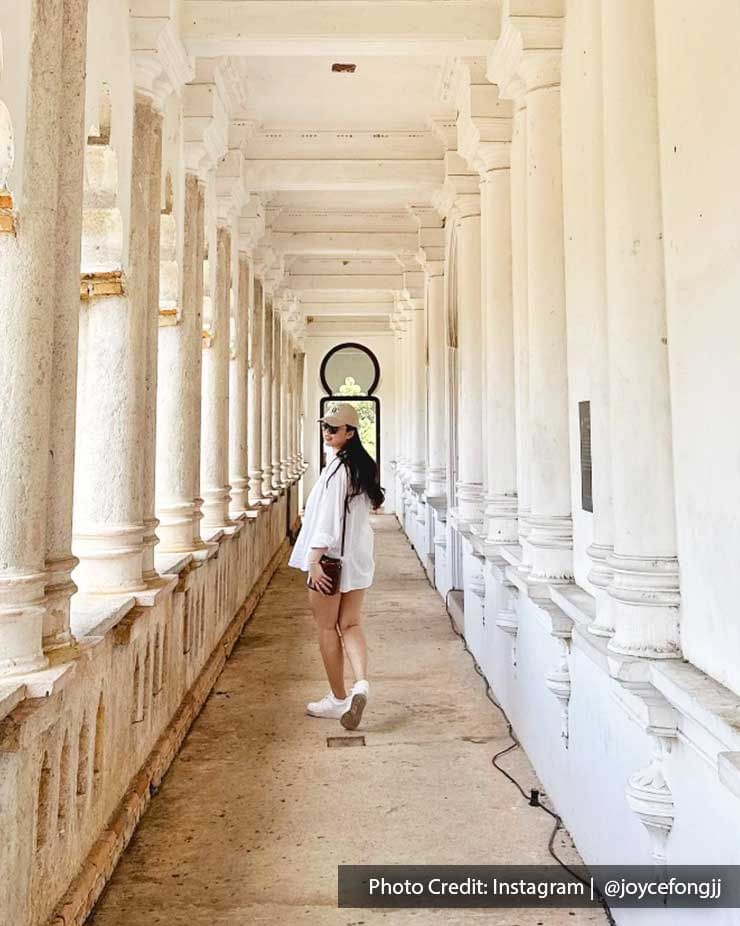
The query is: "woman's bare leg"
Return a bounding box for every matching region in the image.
[337,589,367,683]
[308,588,346,698]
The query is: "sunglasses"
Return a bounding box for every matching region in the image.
[321,422,341,434]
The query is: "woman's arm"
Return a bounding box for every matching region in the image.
[309,460,348,552]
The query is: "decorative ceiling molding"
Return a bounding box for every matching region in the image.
[129,15,193,106]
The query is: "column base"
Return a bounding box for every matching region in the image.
[527,513,573,581]
[586,542,615,637]
[426,466,446,498]
[43,555,78,653]
[484,492,518,545]
[0,572,49,678]
[230,478,250,516]
[606,551,681,658]
[73,524,146,594]
[455,481,484,534]
[248,470,265,506]
[156,499,201,553]
[200,486,234,531]
[142,516,160,581]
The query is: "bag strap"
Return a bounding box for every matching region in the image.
[340,484,349,557]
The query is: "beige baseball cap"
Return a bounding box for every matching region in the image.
[318,402,359,429]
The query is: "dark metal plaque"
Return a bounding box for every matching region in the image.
[579,400,593,513]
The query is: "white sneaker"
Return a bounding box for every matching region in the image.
[306,692,350,719]
[341,679,369,730]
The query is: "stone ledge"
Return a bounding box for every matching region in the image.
[506,565,740,803]
[47,536,291,926]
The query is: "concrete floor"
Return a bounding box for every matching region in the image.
[89,516,607,926]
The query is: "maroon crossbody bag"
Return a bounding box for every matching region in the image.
[307,481,349,596]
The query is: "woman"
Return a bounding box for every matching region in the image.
[289,402,384,730]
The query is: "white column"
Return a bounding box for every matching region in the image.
[510,99,532,557]
[280,320,290,484]
[229,251,251,514]
[480,156,517,546]
[200,212,233,531]
[602,0,680,658]
[408,303,427,490]
[271,306,283,488]
[561,0,614,635]
[522,56,573,581]
[261,292,274,499]
[44,0,89,652]
[74,94,157,594]
[455,197,485,530]
[248,275,265,503]
[296,349,307,471]
[0,2,70,673]
[142,109,164,581]
[425,266,447,497]
[156,173,207,552]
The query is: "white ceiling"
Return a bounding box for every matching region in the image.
[181,2,501,335]
[239,55,449,130]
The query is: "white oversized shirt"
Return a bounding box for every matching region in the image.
[289,452,375,592]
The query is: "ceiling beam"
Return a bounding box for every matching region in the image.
[183,1,500,56]
[243,159,443,192]
[270,231,417,256]
[288,273,403,291]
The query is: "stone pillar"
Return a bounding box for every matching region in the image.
[229,251,251,514]
[561,0,614,635]
[279,321,289,483]
[296,349,307,471]
[200,211,233,531]
[408,303,427,490]
[248,275,265,503]
[602,0,680,658]
[455,197,484,530]
[522,55,573,581]
[0,0,71,674]
[286,334,297,478]
[261,293,274,499]
[480,155,517,547]
[425,266,447,496]
[142,110,164,581]
[44,0,89,652]
[271,307,283,489]
[73,94,158,594]
[510,99,531,558]
[156,174,207,552]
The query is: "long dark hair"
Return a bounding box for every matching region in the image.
[328,428,385,510]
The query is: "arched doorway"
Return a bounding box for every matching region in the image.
[319,342,381,470]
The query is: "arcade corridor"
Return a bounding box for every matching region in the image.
[87,517,605,926]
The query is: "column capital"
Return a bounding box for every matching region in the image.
[443,152,481,218]
[451,59,514,176]
[487,4,564,98]
[129,11,193,108]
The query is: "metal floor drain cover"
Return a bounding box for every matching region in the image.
[327,735,366,748]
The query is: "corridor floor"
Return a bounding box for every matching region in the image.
[89,516,607,926]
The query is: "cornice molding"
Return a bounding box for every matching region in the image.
[129,16,193,107]
[487,9,564,98]
[456,67,513,174]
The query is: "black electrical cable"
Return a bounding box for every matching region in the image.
[443,588,616,926]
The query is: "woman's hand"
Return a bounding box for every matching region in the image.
[309,561,333,595]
